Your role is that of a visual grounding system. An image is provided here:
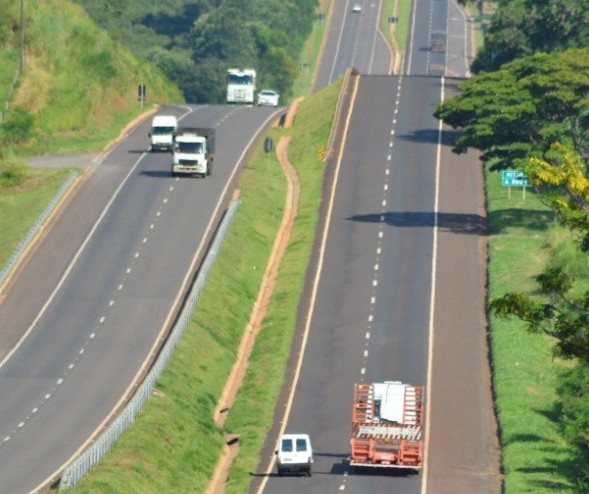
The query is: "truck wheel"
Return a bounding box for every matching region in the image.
[207,160,213,176]
[307,469,312,477]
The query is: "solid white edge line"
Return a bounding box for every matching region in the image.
[422,75,445,494]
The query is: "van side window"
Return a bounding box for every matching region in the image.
[281,439,293,452]
[296,438,308,452]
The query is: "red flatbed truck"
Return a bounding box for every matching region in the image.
[350,381,424,471]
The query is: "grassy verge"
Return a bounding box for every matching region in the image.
[379,0,412,54]
[486,168,582,492]
[0,167,79,267]
[69,78,343,494]
[291,0,331,96]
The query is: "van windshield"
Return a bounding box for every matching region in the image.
[152,126,175,135]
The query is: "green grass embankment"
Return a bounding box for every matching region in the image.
[69,79,343,494]
[4,0,182,156]
[486,170,583,492]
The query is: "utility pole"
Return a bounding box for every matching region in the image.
[20,0,25,73]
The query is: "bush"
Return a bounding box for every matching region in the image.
[0,153,27,187]
[0,106,35,145]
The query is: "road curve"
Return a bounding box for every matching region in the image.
[0,104,282,493]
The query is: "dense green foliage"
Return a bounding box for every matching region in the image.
[472,0,589,72]
[435,48,589,171]
[72,0,318,103]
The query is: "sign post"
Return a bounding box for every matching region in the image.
[137,84,147,109]
[501,170,529,199]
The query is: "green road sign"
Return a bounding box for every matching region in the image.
[502,170,528,187]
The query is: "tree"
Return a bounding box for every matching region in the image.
[472,0,589,72]
[435,49,589,170]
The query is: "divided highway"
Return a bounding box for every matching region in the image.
[0,104,281,493]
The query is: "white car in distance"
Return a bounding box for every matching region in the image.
[257,89,280,107]
[351,3,362,13]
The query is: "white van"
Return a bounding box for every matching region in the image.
[275,433,313,476]
[149,115,177,152]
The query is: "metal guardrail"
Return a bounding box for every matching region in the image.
[60,199,241,490]
[0,172,77,288]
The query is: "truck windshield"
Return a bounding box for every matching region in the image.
[227,74,254,85]
[176,142,203,153]
[152,126,175,135]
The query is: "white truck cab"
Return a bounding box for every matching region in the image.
[171,127,214,177]
[149,115,177,152]
[275,433,313,476]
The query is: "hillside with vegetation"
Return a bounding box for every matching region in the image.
[72,0,318,103]
[0,0,182,160]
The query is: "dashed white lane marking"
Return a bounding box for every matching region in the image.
[372,280,378,287]
[366,332,371,339]
[0,180,180,448]
[370,297,376,304]
[364,350,368,358]
[374,264,379,270]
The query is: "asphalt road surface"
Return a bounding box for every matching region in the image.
[255,0,499,493]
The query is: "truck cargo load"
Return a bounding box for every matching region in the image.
[350,381,424,471]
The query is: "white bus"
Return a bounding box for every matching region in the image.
[226,68,256,104]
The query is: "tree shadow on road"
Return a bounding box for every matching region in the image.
[348,211,487,236]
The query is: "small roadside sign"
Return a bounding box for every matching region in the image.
[501,170,528,187]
